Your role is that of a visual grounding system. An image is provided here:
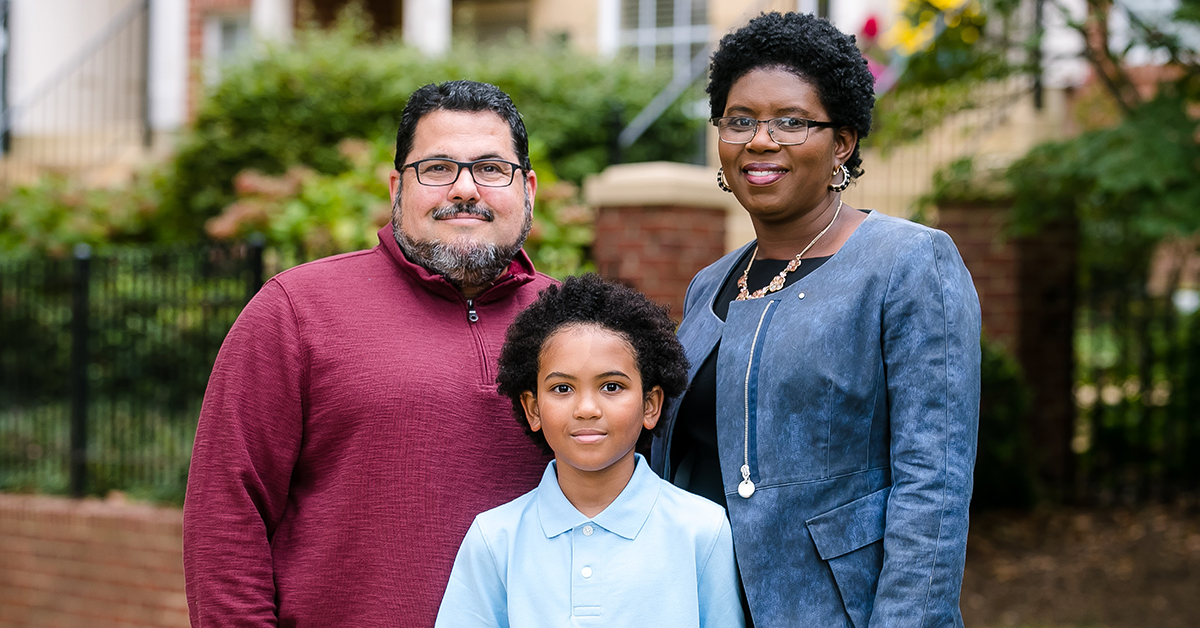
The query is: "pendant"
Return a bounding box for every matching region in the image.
[738,464,755,498]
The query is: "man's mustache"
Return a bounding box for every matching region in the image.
[432,203,494,222]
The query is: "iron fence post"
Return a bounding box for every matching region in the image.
[247,233,266,302]
[607,102,623,165]
[141,0,153,149]
[1033,0,1045,110]
[0,0,10,155]
[70,244,92,497]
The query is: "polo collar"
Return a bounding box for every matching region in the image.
[374,224,539,303]
[536,454,660,541]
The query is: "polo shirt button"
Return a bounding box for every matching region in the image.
[581,566,593,578]
[582,525,594,536]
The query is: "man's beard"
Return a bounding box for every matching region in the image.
[391,190,533,291]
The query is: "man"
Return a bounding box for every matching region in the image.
[183,80,554,627]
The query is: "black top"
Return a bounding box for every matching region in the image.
[669,248,831,510]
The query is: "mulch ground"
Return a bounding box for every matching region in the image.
[961,503,1200,628]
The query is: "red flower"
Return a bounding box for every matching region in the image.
[862,16,879,39]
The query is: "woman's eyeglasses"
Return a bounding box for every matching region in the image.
[711,116,838,146]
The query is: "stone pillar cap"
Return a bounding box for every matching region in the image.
[584,161,732,210]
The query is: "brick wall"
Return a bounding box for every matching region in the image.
[0,494,187,628]
[938,203,1079,498]
[1013,216,1079,497]
[593,205,727,319]
[937,203,1020,349]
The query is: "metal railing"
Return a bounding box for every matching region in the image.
[0,0,151,187]
[846,77,1042,217]
[1073,284,1200,504]
[0,240,271,501]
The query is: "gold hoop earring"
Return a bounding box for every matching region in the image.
[717,168,732,193]
[828,164,851,193]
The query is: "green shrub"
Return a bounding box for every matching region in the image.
[974,337,1038,510]
[0,174,168,257]
[203,136,594,278]
[164,17,701,240]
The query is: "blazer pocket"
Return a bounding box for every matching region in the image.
[806,486,890,628]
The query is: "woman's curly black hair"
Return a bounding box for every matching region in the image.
[708,12,876,180]
[496,273,690,455]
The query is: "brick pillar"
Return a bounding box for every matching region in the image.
[937,204,1020,349]
[1015,215,1079,499]
[585,162,731,319]
[938,203,1079,500]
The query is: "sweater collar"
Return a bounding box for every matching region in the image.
[375,224,539,303]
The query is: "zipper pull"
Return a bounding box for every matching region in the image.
[467,299,479,323]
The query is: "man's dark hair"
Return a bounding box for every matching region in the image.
[707,12,875,179]
[496,274,689,455]
[393,80,531,172]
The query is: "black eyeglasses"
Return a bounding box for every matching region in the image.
[710,116,838,146]
[401,158,524,187]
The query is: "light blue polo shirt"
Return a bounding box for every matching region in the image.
[434,454,745,628]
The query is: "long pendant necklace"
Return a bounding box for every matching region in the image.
[735,199,843,301]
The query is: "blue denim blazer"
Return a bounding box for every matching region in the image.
[650,211,981,628]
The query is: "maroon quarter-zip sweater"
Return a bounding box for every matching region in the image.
[183,226,555,627]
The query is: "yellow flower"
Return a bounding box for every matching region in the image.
[928,0,968,11]
[881,14,940,56]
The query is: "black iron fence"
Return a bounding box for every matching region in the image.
[4,239,1199,507]
[0,241,270,502]
[1073,285,1200,504]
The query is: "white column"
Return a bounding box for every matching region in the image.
[831,0,868,31]
[796,0,818,15]
[597,0,619,59]
[403,0,451,56]
[149,0,187,132]
[251,0,293,43]
[673,0,690,79]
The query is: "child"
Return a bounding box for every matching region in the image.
[435,274,745,628]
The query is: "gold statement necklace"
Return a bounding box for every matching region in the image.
[735,199,843,301]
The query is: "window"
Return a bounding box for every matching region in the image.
[619,0,708,77]
[202,13,252,85]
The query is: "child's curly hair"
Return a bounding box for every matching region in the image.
[496,274,690,454]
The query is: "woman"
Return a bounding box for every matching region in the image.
[649,12,981,628]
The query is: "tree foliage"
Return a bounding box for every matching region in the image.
[1008,92,1200,290]
[867,0,1023,150]
[1005,0,1200,289]
[162,14,700,241]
